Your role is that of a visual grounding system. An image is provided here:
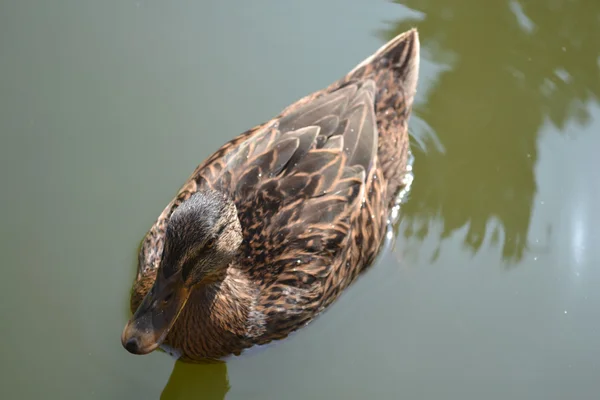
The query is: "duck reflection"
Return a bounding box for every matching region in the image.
[385,0,600,263]
[160,360,229,400]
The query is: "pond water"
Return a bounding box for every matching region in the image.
[1,1,599,399]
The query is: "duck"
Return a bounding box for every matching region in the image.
[121,28,420,362]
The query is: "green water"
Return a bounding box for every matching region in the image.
[1,1,599,399]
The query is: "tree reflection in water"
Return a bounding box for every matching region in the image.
[383,0,600,263]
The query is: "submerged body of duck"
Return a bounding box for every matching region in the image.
[122,29,420,361]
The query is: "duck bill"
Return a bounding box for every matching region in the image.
[121,271,190,355]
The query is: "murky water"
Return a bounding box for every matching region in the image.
[1,1,599,399]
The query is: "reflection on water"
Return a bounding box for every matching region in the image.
[384,0,600,263]
[161,361,228,400]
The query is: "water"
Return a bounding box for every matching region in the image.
[1,1,599,399]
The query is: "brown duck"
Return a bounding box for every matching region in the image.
[122,28,420,361]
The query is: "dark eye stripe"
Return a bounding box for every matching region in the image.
[181,257,196,281]
[180,244,207,280]
[161,251,177,279]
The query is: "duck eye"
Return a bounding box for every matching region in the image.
[204,238,215,249]
[163,292,174,304]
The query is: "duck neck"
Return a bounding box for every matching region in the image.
[194,265,262,335]
[168,265,265,360]
[131,264,263,360]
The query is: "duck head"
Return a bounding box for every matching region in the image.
[121,190,242,355]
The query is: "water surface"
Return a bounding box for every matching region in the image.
[1,1,599,399]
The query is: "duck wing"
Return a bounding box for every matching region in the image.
[206,80,377,202]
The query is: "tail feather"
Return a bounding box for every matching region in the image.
[348,28,420,109]
[342,29,420,207]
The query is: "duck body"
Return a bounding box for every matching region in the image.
[124,29,420,361]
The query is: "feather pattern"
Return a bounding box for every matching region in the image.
[129,29,420,361]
